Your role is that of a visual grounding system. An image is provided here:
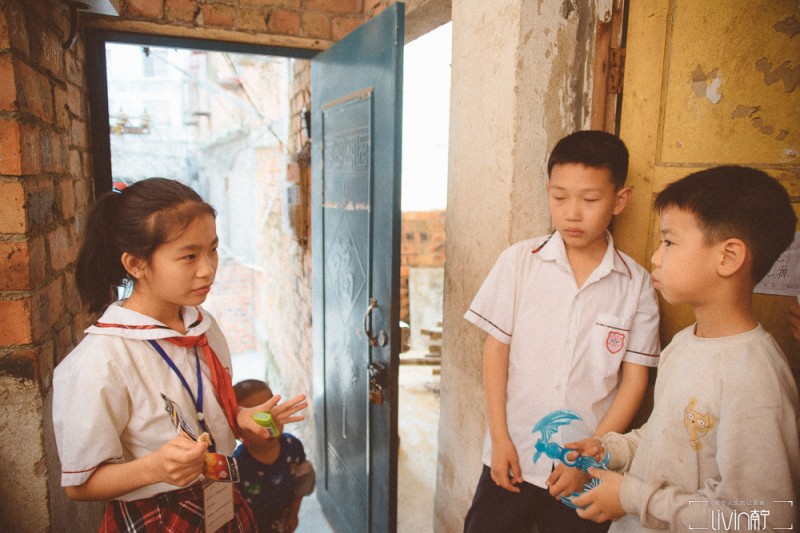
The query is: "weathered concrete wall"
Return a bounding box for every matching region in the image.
[0,378,48,531]
[435,1,600,530]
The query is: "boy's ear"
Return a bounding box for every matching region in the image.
[717,238,748,278]
[612,187,632,216]
[121,252,145,279]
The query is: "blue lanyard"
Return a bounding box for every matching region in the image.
[148,339,214,449]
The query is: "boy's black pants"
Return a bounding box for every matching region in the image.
[463,465,611,533]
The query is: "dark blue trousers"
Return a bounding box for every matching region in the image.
[463,465,611,533]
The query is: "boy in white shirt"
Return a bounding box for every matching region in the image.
[463,131,661,533]
[570,166,800,532]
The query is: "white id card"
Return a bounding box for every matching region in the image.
[203,481,234,533]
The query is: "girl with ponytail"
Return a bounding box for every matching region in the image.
[53,178,307,532]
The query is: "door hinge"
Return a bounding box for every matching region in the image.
[608,47,626,94]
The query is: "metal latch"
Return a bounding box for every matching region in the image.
[368,362,386,405]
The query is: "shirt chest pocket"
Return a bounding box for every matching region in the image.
[591,313,633,362]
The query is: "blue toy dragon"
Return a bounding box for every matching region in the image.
[532,409,610,509]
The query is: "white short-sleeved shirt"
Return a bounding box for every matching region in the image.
[464,231,660,488]
[52,302,236,501]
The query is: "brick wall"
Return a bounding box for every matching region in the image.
[205,257,257,354]
[0,0,95,528]
[400,210,446,324]
[0,0,92,385]
[0,0,397,529]
[89,0,393,43]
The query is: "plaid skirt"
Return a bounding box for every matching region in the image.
[99,482,257,533]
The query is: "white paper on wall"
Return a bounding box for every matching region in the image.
[755,232,800,297]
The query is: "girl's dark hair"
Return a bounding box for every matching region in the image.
[653,166,797,283]
[547,130,629,189]
[76,178,216,314]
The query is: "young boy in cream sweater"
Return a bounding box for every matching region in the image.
[570,166,800,532]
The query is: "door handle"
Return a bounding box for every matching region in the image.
[362,298,378,346]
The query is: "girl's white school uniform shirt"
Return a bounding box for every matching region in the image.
[53,302,236,501]
[464,231,660,489]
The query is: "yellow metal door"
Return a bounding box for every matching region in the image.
[614,1,800,366]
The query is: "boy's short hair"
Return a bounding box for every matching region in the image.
[547,130,629,189]
[233,379,273,404]
[653,165,797,283]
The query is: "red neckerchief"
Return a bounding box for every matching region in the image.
[95,310,240,438]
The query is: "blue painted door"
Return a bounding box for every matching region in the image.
[310,4,404,532]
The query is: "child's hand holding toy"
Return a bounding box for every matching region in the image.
[236,393,308,444]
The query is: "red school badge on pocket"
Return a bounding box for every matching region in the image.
[606,331,625,354]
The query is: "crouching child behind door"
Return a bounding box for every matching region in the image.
[234,379,316,533]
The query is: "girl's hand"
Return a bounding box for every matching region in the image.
[149,434,208,487]
[237,393,308,443]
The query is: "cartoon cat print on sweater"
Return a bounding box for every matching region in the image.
[684,397,715,450]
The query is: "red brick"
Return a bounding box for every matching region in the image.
[306,0,361,15]
[0,240,30,290]
[0,54,17,111]
[266,9,300,34]
[0,298,33,344]
[166,0,199,23]
[0,3,9,49]
[47,224,75,271]
[70,118,88,149]
[240,0,300,7]
[47,131,69,174]
[65,47,84,82]
[301,11,330,39]
[53,84,68,129]
[58,178,76,219]
[332,16,364,40]
[20,122,41,174]
[63,271,79,313]
[32,277,65,339]
[25,179,54,229]
[27,235,46,287]
[66,82,83,119]
[0,179,25,233]
[68,148,81,177]
[364,0,388,17]
[201,4,235,27]
[81,150,91,181]
[3,0,30,56]
[34,28,64,78]
[18,62,52,121]
[0,119,22,175]
[237,7,268,32]
[126,0,165,19]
